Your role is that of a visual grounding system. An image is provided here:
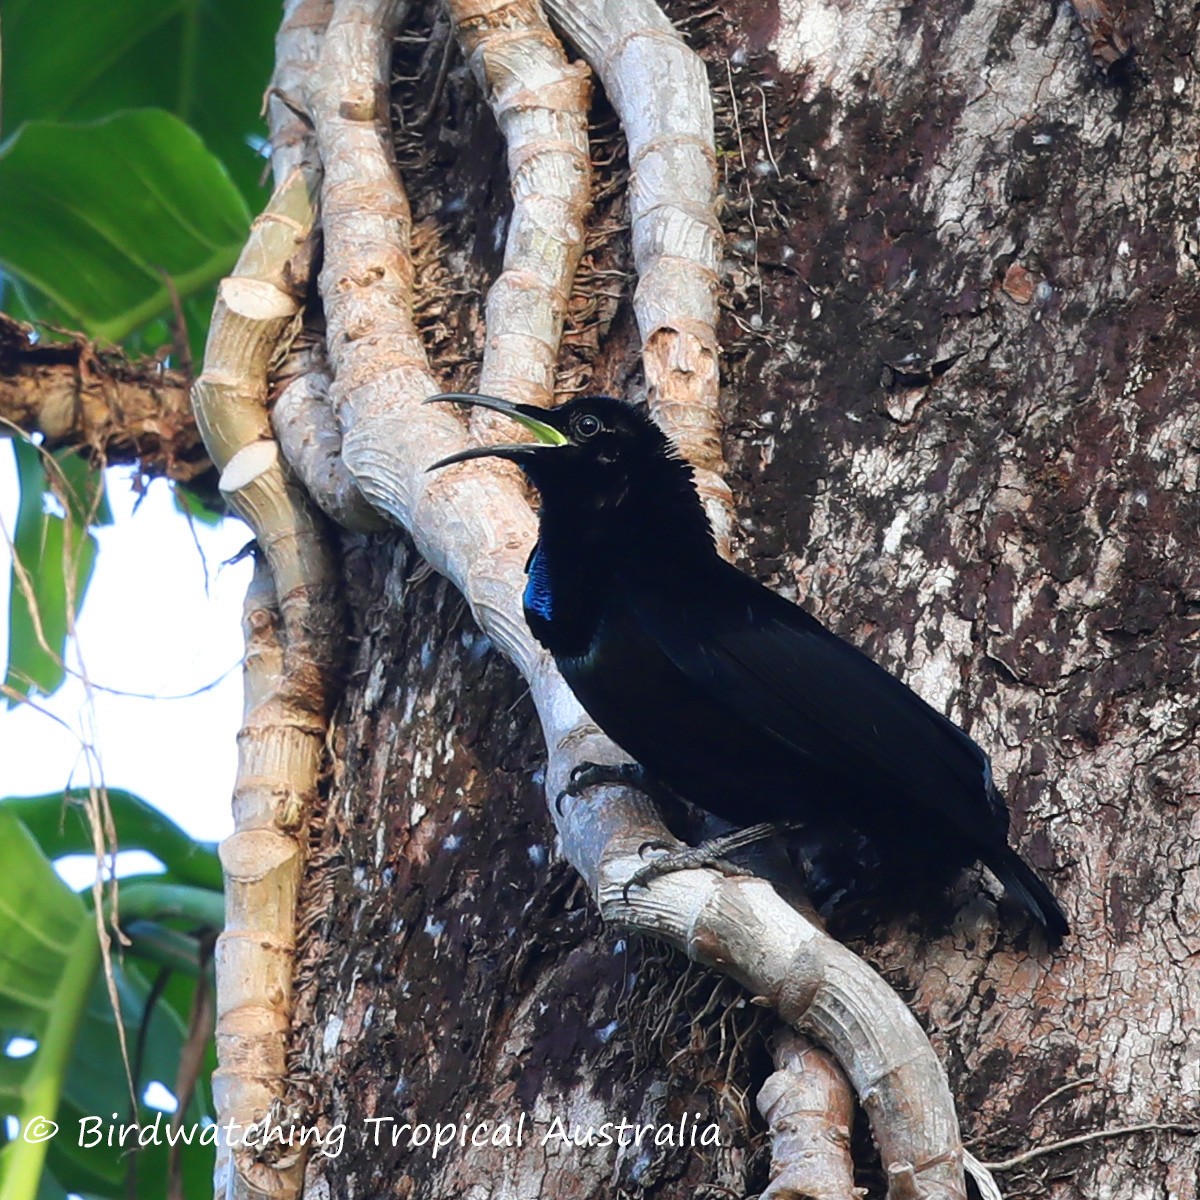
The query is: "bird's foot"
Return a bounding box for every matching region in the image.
[556,761,649,814]
[622,821,805,902]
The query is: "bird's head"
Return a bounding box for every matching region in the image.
[428,391,715,561]
[426,392,683,498]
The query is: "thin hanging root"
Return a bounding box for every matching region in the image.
[544,0,733,554]
[758,1033,858,1199]
[973,1122,1199,1173]
[306,5,968,1199]
[445,0,592,435]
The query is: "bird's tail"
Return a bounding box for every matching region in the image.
[989,846,1070,947]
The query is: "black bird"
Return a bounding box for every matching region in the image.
[428,393,1069,944]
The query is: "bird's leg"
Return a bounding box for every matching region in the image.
[556,761,650,814]
[623,820,807,900]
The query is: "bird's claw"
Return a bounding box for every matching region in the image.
[620,842,743,903]
[618,822,802,904]
[554,761,647,815]
[637,838,672,857]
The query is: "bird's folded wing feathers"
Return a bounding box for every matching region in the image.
[623,565,1007,844]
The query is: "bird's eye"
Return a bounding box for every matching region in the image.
[574,414,602,439]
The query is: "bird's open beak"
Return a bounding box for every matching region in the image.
[425,393,568,471]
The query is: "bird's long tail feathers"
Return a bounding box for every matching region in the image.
[990,847,1070,947]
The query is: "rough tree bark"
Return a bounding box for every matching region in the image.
[280,1,1198,1197]
[4,0,1196,1197]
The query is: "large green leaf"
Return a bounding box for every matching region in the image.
[4,442,98,704]
[0,0,277,202]
[0,810,99,1200]
[0,110,250,344]
[42,453,113,532]
[2,790,222,893]
[172,481,226,527]
[0,810,217,1200]
[42,962,215,1199]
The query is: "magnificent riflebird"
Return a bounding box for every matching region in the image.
[428,393,1069,944]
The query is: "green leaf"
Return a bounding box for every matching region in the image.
[122,920,208,977]
[117,883,225,930]
[0,110,250,344]
[44,961,215,1197]
[0,810,217,1200]
[4,442,98,703]
[1,790,222,893]
[44,453,113,530]
[23,960,217,1199]
[172,481,226,527]
[0,0,278,203]
[0,809,100,1200]
[124,281,219,366]
[0,273,41,326]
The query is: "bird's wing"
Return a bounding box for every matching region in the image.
[623,562,1007,844]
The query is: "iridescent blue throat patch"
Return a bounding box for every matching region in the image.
[524,542,554,622]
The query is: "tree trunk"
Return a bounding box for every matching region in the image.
[269,0,1198,1196]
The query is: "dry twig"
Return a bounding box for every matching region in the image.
[976,1122,1199,1173]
